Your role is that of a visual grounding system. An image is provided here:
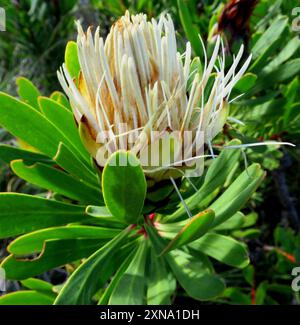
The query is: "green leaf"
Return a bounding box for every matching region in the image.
[98,251,135,305]
[16,77,41,111]
[161,209,215,255]
[252,16,288,60]
[0,93,70,158]
[177,0,202,57]
[234,73,257,92]
[242,212,258,228]
[263,36,300,73]
[210,163,264,227]
[11,159,102,205]
[249,40,280,74]
[187,57,202,91]
[145,223,225,301]
[267,283,292,295]
[146,182,174,203]
[53,142,99,187]
[0,144,52,165]
[144,222,168,253]
[21,278,54,295]
[250,59,300,95]
[8,225,120,255]
[256,281,268,305]
[38,97,90,163]
[283,77,300,128]
[155,219,188,235]
[0,193,91,238]
[0,291,54,305]
[235,91,280,107]
[147,248,176,305]
[50,91,72,111]
[2,238,103,280]
[109,239,148,305]
[85,205,116,217]
[243,265,255,286]
[222,287,251,305]
[85,205,126,227]
[189,233,249,268]
[54,227,132,305]
[213,212,245,231]
[253,0,282,30]
[168,139,241,220]
[232,228,261,239]
[136,0,148,11]
[102,151,146,224]
[59,0,77,13]
[167,249,225,301]
[65,41,80,80]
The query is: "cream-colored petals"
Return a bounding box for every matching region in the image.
[58,11,251,180]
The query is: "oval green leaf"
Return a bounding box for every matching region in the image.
[1,239,104,280]
[8,225,120,255]
[11,159,102,205]
[102,151,147,224]
[16,77,41,111]
[65,41,81,80]
[0,291,54,305]
[0,93,71,158]
[0,193,91,239]
[210,163,264,227]
[166,249,225,301]
[189,233,250,269]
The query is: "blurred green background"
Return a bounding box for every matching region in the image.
[0,0,299,304]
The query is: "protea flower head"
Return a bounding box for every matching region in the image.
[58,11,252,182]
